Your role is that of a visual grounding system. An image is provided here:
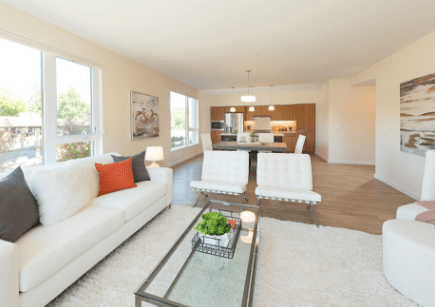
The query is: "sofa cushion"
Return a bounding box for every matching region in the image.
[17,206,124,292]
[112,151,150,182]
[31,161,97,226]
[190,180,246,194]
[95,158,137,196]
[255,186,321,203]
[0,167,39,242]
[396,203,430,220]
[91,180,167,221]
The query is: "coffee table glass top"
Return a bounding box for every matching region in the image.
[135,200,260,307]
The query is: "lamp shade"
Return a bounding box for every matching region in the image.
[241,95,256,103]
[248,106,255,112]
[145,146,164,161]
[268,105,275,111]
[230,107,236,112]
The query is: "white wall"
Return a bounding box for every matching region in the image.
[350,29,435,199]
[327,80,376,165]
[0,1,212,167]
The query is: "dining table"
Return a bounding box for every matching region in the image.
[212,141,287,152]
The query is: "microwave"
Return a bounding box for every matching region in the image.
[211,121,224,130]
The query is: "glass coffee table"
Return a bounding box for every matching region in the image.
[135,200,260,307]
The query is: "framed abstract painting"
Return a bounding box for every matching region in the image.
[130,91,159,140]
[400,73,435,156]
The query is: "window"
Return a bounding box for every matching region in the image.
[0,37,102,173]
[170,92,198,150]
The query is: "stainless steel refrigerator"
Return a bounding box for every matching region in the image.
[224,112,244,134]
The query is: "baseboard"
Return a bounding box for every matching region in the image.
[314,152,374,165]
[374,174,419,200]
[315,152,329,162]
[167,151,202,167]
[327,159,375,165]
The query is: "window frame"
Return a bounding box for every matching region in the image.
[170,92,199,152]
[0,34,103,172]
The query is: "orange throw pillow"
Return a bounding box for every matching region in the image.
[95,158,137,196]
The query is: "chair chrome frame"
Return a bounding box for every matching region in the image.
[191,187,248,207]
[256,195,319,227]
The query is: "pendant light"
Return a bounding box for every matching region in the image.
[230,87,236,112]
[268,84,275,111]
[241,70,256,112]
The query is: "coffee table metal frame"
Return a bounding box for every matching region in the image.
[134,200,260,307]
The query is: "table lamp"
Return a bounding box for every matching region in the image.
[145,146,164,167]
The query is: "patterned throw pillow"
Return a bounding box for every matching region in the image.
[95,158,137,197]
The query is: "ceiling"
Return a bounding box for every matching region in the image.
[4,0,435,91]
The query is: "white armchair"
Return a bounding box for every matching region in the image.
[294,135,306,154]
[255,153,321,226]
[190,151,250,206]
[200,133,213,152]
[382,150,435,306]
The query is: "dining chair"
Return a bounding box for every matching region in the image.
[255,153,321,226]
[190,150,250,206]
[294,135,306,154]
[258,133,274,153]
[200,133,213,152]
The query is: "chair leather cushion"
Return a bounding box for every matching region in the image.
[255,186,321,202]
[191,180,246,194]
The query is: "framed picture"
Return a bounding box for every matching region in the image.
[400,73,435,156]
[131,91,159,140]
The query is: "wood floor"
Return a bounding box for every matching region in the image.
[172,154,414,235]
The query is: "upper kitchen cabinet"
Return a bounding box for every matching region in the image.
[306,103,315,132]
[285,105,297,121]
[295,104,307,132]
[225,106,245,113]
[210,107,225,121]
[268,105,287,120]
[245,106,263,120]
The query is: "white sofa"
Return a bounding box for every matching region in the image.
[0,153,173,307]
[382,150,435,307]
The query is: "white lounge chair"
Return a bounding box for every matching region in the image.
[255,153,321,226]
[190,150,249,206]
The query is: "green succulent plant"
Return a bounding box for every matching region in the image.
[194,212,232,236]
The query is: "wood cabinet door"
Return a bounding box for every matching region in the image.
[286,105,297,121]
[305,131,315,152]
[225,106,246,113]
[246,106,262,120]
[210,130,221,144]
[306,103,315,132]
[270,105,287,120]
[295,104,307,133]
[284,135,297,152]
[210,107,225,121]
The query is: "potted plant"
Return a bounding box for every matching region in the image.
[194,212,232,247]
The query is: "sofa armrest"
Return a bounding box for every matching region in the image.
[0,240,19,307]
[146,167,173,205]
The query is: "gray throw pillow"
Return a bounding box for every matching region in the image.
[0,166,39,242]
[112,151,150,182]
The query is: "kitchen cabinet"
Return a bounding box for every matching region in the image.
[295,104,307,133]
[210,130,221,144]
[305,131,315,152]
[306,104,315,132]
[210,107,225,121]
[285,105,297,121]
[225,106,245,113]
[270,105,287,120]
[245,106,263,120]
[283,134,298,153]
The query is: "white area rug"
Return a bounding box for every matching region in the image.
[47,205,415,307]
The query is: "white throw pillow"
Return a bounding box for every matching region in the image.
[31,162,95,226]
